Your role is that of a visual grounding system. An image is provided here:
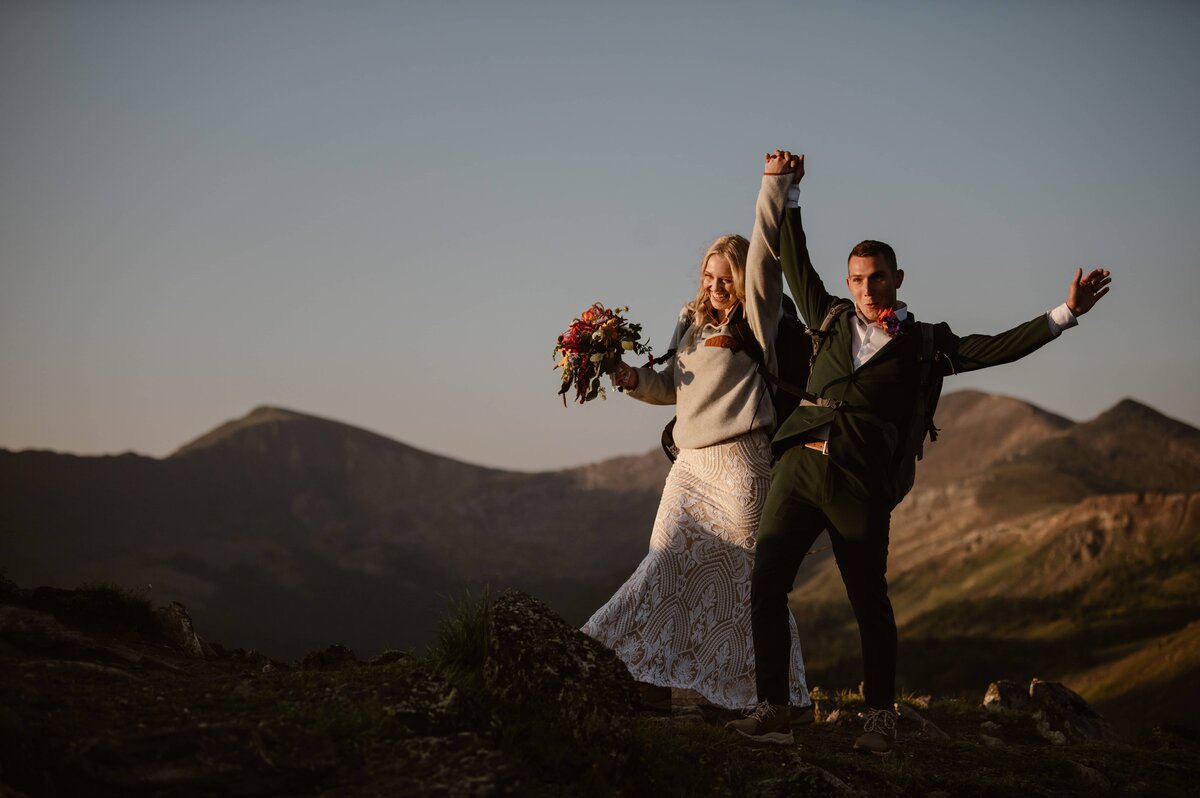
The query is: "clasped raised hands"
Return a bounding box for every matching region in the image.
[764,149,803,183]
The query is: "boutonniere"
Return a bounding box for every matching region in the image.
[875,308,903,336]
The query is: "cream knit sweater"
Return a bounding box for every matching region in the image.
[626,174,791,449]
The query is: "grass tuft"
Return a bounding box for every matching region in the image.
[425,585,492,690]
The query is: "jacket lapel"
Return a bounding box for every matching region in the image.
[854,316,916,373]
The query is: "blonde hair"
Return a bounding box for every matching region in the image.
[688,234,749,334]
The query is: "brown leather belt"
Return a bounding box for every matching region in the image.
[803,440,830,455]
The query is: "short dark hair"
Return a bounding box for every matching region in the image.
[848,240,898,273]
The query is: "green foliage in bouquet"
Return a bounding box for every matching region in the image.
[553,303,652,404]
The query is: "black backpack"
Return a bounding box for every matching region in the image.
[888,321,949,505]
[657,295,852,461]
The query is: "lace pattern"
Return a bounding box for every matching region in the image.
[582,432,809,709]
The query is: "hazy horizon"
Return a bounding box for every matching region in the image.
[0,389,1184,477]
[3,1,1198,471]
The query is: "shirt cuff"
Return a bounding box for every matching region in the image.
[786,185,801,208]
[1046,303,1078,337]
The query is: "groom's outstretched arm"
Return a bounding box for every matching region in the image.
[943,267,1113,374]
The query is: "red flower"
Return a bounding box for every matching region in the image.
[875,308,903,336]
[552,302,652,404]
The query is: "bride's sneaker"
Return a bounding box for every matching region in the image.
[853,707,898,755]
[725,701,793,745]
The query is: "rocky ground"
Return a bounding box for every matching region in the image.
[0,579,1196,797]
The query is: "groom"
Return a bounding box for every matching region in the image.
[727,150,1112,753]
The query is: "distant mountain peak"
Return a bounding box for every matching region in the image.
[999,396,1200,496]
[246,404,301,418]
[169,405,320,457]
[913,389,1074,486]
[164,405,512,483]
[1072,398,1200,444]
[1091,398,1187,428]
[936,389,1074,427]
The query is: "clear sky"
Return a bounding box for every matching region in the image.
[2,1,1198,471]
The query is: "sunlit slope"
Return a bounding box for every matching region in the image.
[787,394,1199,729]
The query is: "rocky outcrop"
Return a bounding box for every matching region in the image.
[155,601,214,658]
[983,678,1119,744]
[983,679,1031,712]
[1030,679,1119,744]
[484,591,637,764]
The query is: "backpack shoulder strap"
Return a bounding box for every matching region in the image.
[727,294,803,369]
[918,321,935,362]
[756,366,842,409]
[645,308,695,368]
[724,305,764,367]
[718,301,843,409]
[808,299,854,369]
[824,299,855,328]
[915,321,942,447]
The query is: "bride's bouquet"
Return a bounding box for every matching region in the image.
[553,303,652,404]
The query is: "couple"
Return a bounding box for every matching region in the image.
[582,149,1112,754]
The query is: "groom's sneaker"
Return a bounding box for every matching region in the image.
[853,707,898,755]
[725,701,794,745]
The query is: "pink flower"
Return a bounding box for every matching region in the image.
[553,302,652,404]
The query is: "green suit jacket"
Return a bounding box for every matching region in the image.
[774,207,1057,503]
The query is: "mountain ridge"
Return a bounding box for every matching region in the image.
[2,390,1197,730]
[0,403,668,658]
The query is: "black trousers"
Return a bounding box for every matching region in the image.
[751,445,897,710]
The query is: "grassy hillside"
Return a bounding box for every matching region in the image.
[790,488,1199,731]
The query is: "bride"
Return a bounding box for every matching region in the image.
[582,152,810,714]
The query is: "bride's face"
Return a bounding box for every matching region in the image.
[702,254,736,312]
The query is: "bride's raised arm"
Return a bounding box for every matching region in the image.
[744,150,800,375]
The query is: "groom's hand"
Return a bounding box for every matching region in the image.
[764,149,803,183]
[1067,267,1113,316]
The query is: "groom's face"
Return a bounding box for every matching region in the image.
[846,256,904,322]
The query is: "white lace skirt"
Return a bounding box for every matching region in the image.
[581,431,810,709]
